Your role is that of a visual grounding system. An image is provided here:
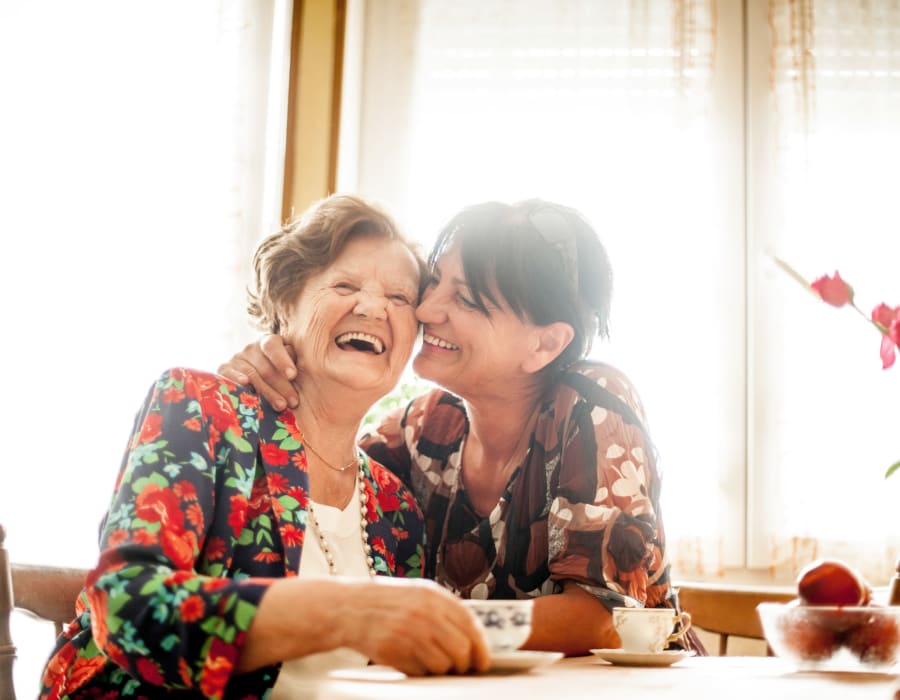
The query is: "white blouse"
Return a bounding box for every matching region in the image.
[270,483,371,700]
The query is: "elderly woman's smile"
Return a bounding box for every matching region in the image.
[335,330,386,355]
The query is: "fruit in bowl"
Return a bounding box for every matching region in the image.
[757,558,900,670]
[796,558,871,607]
[758,603,900,670]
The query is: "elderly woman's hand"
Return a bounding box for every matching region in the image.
[345,578,491,676]
[218,335,299,410]
[239,577,491,676]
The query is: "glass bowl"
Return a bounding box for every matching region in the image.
[757,602,900,672]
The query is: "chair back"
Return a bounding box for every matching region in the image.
[0,523,88,700]
[676,580,796,655]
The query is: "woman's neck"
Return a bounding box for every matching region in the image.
[463,380,544,465]
[291,386,368,459]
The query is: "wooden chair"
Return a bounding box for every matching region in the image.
[676,580,796,656]
[0,523,88,700]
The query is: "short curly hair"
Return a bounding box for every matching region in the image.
[247,194,426,333]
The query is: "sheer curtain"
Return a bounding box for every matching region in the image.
[344,0,900,584]
[0,1,290,689]
[344,0,742,576]
[749,0,900,582]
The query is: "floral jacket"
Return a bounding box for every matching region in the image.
[40,368,424,700]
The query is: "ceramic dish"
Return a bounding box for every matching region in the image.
[590,648,694,667]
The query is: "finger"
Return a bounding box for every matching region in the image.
[432,622,476,675]
[242,365,295,411]
[447,604,491,673]
[217,357,249,385]
[261,334,298,380]
[409,639,455,676]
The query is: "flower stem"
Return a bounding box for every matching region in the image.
[851,301,889,336]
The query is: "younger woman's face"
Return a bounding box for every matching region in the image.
[412,247,542,399]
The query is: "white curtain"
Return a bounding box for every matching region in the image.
[344,0,900,584]
[749,0,900,582]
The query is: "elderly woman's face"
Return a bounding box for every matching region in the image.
[283,234,420,395]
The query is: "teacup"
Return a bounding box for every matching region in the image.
[464,599,534,652]
[612,606,692,654]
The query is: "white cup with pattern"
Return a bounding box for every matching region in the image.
[464,599,534,653]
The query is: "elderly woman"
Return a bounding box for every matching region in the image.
[221,199,689,656]
[39,195,489,700]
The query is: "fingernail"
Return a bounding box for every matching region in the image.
[274,400,286,411]
[289,397,299,409]
[285,368,296,379]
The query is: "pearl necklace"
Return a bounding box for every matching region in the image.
[305,459,376,578]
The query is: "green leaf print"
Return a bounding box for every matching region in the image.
[132,473,170,493]
[224,428,254,452]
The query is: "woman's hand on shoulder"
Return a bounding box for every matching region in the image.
[217,335,299,410]
[343,578,491,676]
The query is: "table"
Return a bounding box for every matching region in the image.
[315,655,899,699]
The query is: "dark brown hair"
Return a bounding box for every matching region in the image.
[429,199,613,372]
[248,194,426,333]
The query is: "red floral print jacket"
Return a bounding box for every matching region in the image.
[39,368,424,700]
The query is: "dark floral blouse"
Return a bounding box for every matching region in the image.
[360,361,676,610]
[40,368,424,700]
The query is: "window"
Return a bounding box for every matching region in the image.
[342,0,900,582]
[0,1,291,690]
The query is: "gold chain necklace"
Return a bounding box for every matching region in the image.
[302,434,361,473]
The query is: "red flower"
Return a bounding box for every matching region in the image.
[160,529,197,570]
[261,442,290,466]
[201,577,231,592]
[107,528,128,547]
[287,486,308,509]
[239,393,260,409]
[247,477,270,519]
[227,494,249,538]
[136,657,165,685]
[186,502,205,530]
[205,390,242,437]
[179,594,205,623]
[811,271,854,307]
[204,536,226,562]
[64,653,108,694]
[164,570,195,585]
[872,304,900,369]
[174,480,198,501]
[183,418,202,432]
[280,523,304,547]
[162,387,185,404]
[199,638,236,699]
[132,529,158,546]
[135,485,185,532]
[137,412,163,444]
[267,472,289,494]
[253,550,282,563]
[779,259,900,478]
[880,336,897,370]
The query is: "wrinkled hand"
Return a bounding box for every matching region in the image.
[217,334,299,410]
[343,578,491,676]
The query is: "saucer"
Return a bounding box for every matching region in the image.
[590,648,694,667]
[487,650,565,673]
